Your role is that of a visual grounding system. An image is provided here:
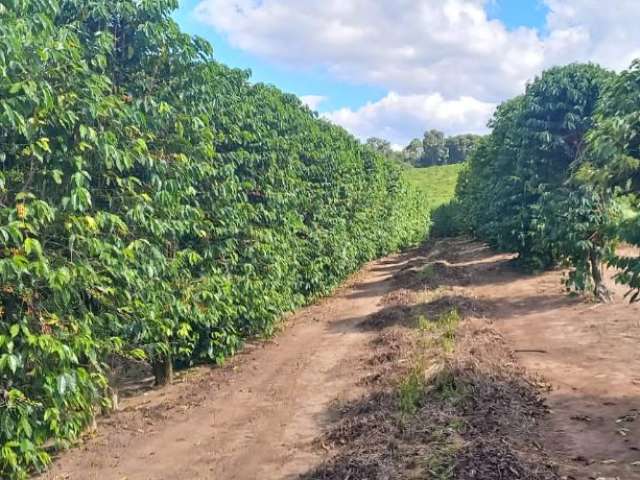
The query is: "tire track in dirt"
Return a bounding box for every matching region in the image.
[425,238,640,479]
[42,251,416,480]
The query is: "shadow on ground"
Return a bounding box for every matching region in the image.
[298,297,560,480]
[300,237,640,480]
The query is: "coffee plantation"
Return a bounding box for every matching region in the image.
[0,1,431,477]
[7,1,640,478]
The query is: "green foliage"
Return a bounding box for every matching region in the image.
[420,309,460,354]
[398,365,426,415]
[366,131,481,168]
[405,164,466,237]
[456,64,618,294]
[0,1,430,476]
[430,200,467,238]
[400,310,461,415]
[406,164,466,237]
[540,184,621,296]
[365,137,393,155]
[403,138,424,165]
[445,134,481,165]
[421,129,449,167]
[365,137,406,165]
[455,99,524,251]
[423,434,458,480]
[403,131,481,167]
[586,60,640,298]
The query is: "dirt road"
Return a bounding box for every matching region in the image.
[43,252,414,480]
[410,239,640,479]
[472,250,640,479]
[43,239,640,479]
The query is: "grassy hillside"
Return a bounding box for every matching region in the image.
[404,164,464,209]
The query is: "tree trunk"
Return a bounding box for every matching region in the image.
[109,388,119,412]
[590,249,612,303]
[152,356,173,387]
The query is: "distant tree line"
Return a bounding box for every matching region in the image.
[366,130,483,167]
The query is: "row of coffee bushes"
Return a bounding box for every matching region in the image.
[455,62,640,301]
[0,0,430,476]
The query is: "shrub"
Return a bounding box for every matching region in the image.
[0,1,430,476]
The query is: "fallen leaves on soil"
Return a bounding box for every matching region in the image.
[302,242,559,480]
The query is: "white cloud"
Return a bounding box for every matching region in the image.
[324,92,495,144]
[544,0,640,71]
[193,0,640,145]
[299,95,327,110]
[194,0,544,100]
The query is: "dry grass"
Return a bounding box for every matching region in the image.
[301,242,560,480]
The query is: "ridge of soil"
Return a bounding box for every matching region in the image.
[301,241,559,480]
[41,238,640,480]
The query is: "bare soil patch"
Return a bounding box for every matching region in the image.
[477,252,640,479]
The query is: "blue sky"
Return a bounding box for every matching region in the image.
[174,0,640,145]
[175,0,546,111]
[486,0,548,30]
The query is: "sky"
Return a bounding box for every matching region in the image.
[175,0,640,147]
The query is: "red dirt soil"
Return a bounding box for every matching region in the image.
[434,239,640,479]
[41,252,414,480]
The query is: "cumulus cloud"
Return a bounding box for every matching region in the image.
[194,0,544,100]
[324,92,495,145]
[544,0,640,70]
[299,95,327,110]
[193,0,640,144]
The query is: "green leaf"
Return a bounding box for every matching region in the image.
[24,238,42,257]
[57,375,67,396]
[7,355,19,374]
[9,324,19,338]
[129,348,147,360]
[36,137,51,153]
[51,169,63,184]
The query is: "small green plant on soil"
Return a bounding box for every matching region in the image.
[431,368,469,404]
[417,264,436,282]
[418,309,460,354]
[423,432,458,480]
[398,365,426,415]
[397,308,467,476]
[307,264,555,480]
[399,309,461,415]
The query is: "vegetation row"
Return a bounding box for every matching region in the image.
[443,62,640,301]
[367,131,481,168]
[0,1,431,476]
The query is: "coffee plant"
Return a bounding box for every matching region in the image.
[586,60,640,299]
[455,64,622,299]
[0,1,430,477]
